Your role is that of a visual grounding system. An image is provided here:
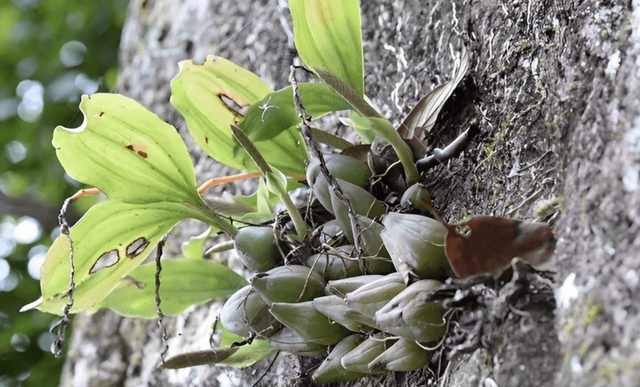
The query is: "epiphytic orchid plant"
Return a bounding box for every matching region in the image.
[22,0,554,382]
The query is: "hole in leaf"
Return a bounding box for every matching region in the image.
[218,93,248,118]
[126,237,150,258]
[89,250,120,274]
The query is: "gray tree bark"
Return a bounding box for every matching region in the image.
[59,0,640,386]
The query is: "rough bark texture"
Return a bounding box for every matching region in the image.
[59,0,640,386]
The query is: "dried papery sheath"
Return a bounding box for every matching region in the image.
[443,216,556,279]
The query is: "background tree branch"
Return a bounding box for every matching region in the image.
[0,191,79,229]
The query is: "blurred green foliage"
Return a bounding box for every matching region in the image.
[0,0,128,385]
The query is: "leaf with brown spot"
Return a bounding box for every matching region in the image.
[53,93,202,206]
[171,55,307,175]
[126,237,150,258]
[89,249,120,274]
[125,144,148,159]
[31,201,195,315]
[25,89,239,317]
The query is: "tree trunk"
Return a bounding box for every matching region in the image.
[59,0,640,386]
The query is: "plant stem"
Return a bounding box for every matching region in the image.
[197,172,263,194]
[204,240,235,256]
[312,67,419,185]
[206,212,238,237]
[187,203,238,237]
[229,124,308,239]
[279,191,308,241]
[369,118,420,185]
[289,65,366,257]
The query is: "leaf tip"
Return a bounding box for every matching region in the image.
[20,296,43,313]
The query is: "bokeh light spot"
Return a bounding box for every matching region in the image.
[37,332,55,352]
[11,333,31,352]
[59,40,87,67]
[28,252,45,280]
[13,217,42,244]
[0,258,10,282]
[16,79,44,123]
[0,273,19,292]
[5,141,28,164]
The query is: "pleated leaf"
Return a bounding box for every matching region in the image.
[53,93,201,205]
[290,0,364,95]
[26,94,220,315]
[171,55,307,175]
[95,259,247,318]
[33,201,193,315]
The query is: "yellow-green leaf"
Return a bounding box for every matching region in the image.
[53,93,201,206]
[314,68,379,118]
[290,0,364,95]
[35,201,194,315]
[95,259,247,318]
[170,55,307,175]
